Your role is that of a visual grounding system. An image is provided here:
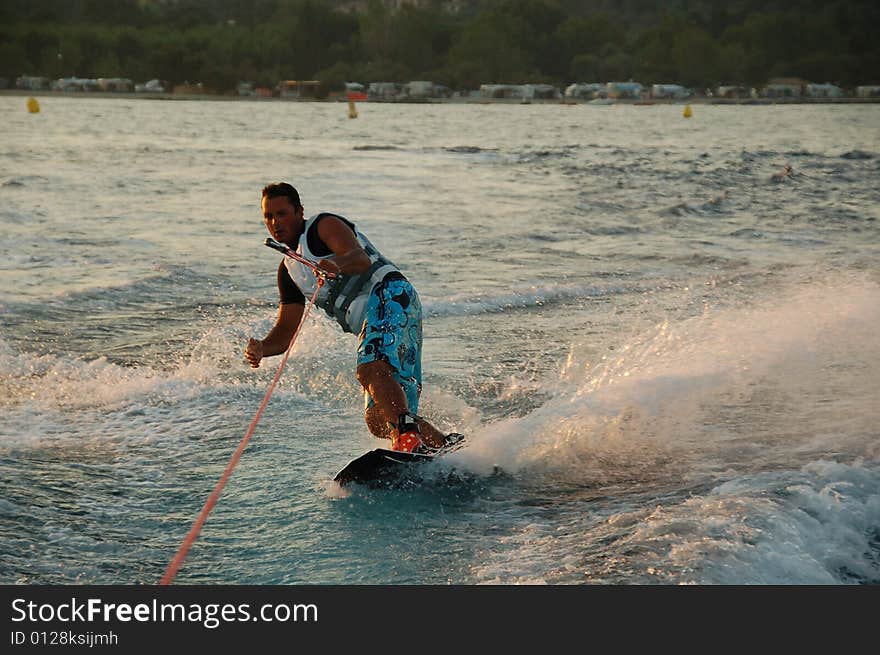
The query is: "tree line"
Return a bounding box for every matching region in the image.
[1,0,877,93]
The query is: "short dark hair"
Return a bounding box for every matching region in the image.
[262,182,301,208]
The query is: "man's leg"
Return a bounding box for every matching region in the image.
[356,276,448,449]
[357,359,446,448]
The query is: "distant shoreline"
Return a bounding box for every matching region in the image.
[3,89,878,105]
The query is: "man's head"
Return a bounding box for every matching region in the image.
[261,182,304,246]
[262,182,301,209]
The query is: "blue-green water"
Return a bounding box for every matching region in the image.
[1,97,879,584]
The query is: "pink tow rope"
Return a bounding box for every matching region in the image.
[160,242,333,585]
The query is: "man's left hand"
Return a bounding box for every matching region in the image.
[315,259,341,277]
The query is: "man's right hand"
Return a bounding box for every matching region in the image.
[245,338,263,368]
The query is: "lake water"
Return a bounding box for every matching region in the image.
[1,96,879,584]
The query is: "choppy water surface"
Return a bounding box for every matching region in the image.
[1,97,878,584]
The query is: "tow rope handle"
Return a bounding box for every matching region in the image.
[264,237,337,280]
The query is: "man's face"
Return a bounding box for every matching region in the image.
[262,195,303,246]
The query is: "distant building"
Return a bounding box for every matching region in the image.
[135,79,168,93]
[277,80,323,98]
[565,83,604,99]
[651,84,689,99]
[345,82,367,101]
[716,85,753,99]
[522,84,560,99]
[400,81,452,98]
[16,76,49,90]
[856,85,880,98]
[98,78,133,92]
[237,81,257,96]
[762,78,807,98]
[479,84,519,99]
[368,82,403,100]
[405,80,434,97]
[762,83,801,98]
[51,77,101,92]
[606,81,644,99]
[805,83,843,98]
[479,84,559,100]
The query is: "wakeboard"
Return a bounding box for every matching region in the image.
[333,435,465,488]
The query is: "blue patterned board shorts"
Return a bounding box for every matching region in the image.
[357,275,423,414]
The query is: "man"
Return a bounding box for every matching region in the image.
[245,182,457,453]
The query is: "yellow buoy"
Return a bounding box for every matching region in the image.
[683,104,692,118]
[347,99,358,119]
[27,97,40,113]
